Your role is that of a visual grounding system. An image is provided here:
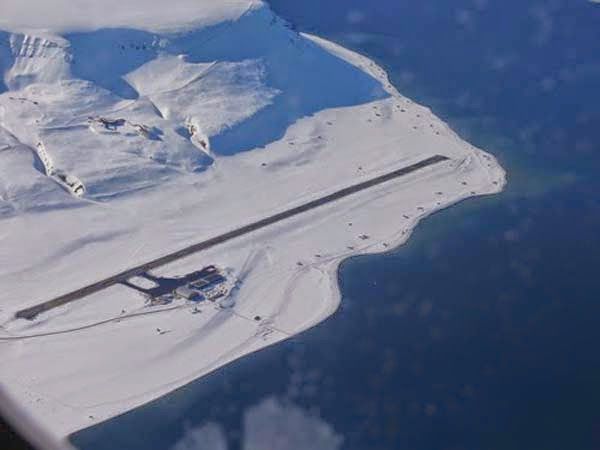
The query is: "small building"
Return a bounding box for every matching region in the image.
[190,279,210,290]
[204,273,225,285]
[174,286,204,302]
[190,273,225,291]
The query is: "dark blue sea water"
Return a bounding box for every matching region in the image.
[72,1,600,449]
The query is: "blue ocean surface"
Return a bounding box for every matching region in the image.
[72,1,600,449]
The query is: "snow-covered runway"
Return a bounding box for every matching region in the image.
[15,154,448,321]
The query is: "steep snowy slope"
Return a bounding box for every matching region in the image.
[0,0,254,33]
[0,0,506,440]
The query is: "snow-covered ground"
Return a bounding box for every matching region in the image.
[0,0,505,440]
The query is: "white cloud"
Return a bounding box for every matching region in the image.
[170,397,343,450]
[243,397,343,450]
[171,422,228,450]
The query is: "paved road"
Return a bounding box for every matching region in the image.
[15,155,449,320]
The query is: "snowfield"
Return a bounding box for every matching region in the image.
[0,0,506,441]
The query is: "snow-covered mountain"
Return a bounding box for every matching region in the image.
[0,3,388,210]
[0,0,505,440]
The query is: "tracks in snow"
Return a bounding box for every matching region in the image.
[35,141,86,197]
[0,120,86,198]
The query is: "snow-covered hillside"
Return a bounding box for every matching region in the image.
[0,0,505,440]
[0,4,390,208]
[0,0,254,33]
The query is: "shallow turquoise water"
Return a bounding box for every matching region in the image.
[72,1,600,449]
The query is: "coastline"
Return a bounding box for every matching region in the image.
[73,0,600,447]
[0,4,505,439]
